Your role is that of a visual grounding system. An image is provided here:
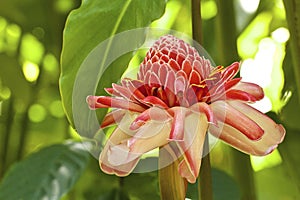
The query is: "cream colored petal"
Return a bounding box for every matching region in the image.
[178,112,208,183]
[99,127,133,176]
[100,120,171,176]
[209,101,285,156]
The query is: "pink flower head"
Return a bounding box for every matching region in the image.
[87,35,285,183]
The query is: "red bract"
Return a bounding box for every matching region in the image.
[87,35,285,183]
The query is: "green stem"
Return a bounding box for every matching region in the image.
[230,149,256,200]
[215,0,239,65]
[198,135,213,200]
[192,0,202,44]
[215,0,257,199]
[191,1,213,199]
[0,97,14,178]
[159,145,187,200]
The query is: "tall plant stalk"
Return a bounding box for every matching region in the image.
[191,0,213,199]
[215,0,257,199]
[159,145,187,200]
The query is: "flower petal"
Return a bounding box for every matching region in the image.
[107,121,171,167]
[211,101,264,140]
[178,112,208,183]
[221,62,240,81]
[93,96,146,112]
[130,107,171,130]
[142,96,169,109]
[226,89,258,102]
[169,107,187,141]
[231,81,264,101]
[209,101,285,156]
[101,109,126,128]
[112,83,133,100]
[190,102,217,124]
[99,127,136,176]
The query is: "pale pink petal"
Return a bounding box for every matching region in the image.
[86,95,110,110]
[209,101,285,156]
[211,101,264,140]
[94,96,146,112]
[169,107,187,141]
[231,81,264,101]
[221,62,240,81]
[190,102,216,125]
[226,89,257,102]
[130,107,171,130]
[126,80,146,100]
[112,83,133,100]
[142,96,169,109]
[178,113,208,183]
[229,101,285,143]
[101,109,126,128]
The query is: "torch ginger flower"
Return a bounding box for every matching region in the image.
[87,35,285,183]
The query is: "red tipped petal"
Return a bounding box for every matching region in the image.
[224,78,242,91]
[86,95,110,109]
[226,89,258,102]
[209,122,285,156]
[142,96,169,108]
[130,107,171,130]
[229,101,286,143]
[222,62,240,81]
[104,88,114,95]
[190,102,216,124]
[96,96,146,112]
[211,101,264,140]
[231,82,264,101]
[101,109,126,128]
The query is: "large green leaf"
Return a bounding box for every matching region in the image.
[283,0,300,105]
[60,0,166,128]
[0,142,90,200]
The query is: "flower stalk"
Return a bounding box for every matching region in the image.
[191,0,213,199]
[215,0,257,199]
[159,145,187,200]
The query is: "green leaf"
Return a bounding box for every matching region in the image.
[186,168,240,200]
[0,141,90,200]
[281,45,300,130]
[283,0,300,104]
[60,0,166,127]
[212,168,240,200]
[124,172,160,200]
[278,129,300,195]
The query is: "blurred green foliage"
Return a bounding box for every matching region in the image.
[0,0,300,199]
